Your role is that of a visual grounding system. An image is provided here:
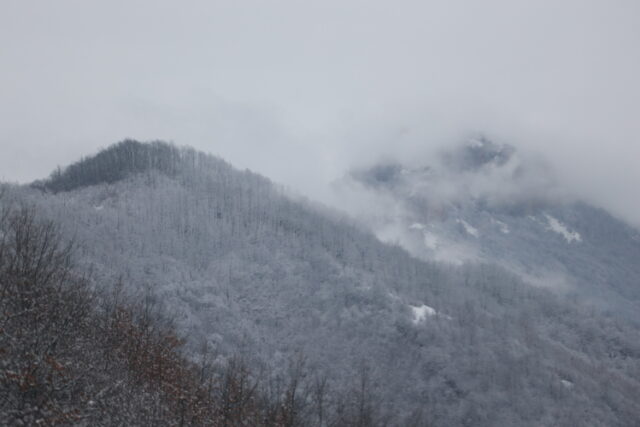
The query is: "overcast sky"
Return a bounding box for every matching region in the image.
[1,1,639,225]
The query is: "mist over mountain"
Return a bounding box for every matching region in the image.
[340,137,640,322]
[2,140,640,425]
[3,1,640,424]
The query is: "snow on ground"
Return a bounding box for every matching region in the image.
[560,379,574,389]
[491,218,510,234]
[410,304,437,324]
[544,214,581,243]
[387,292,401,301]
[457,219,479,237]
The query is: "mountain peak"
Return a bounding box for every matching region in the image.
[349,162,406,189]
[443,136,515,172]
[349,137,522,202]
[34,140,215,193]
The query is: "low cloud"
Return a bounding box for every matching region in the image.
[1,1,639,226]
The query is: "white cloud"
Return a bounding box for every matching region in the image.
[1,0,639,226]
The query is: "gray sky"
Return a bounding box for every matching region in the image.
[1,1,640,225]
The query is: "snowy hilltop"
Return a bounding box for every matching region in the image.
[2,140,640,426]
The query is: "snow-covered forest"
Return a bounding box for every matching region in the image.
[2,140,640,426]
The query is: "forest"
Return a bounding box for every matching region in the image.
[2,140,640,426]
[0,196,397,426]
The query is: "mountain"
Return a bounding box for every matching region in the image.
[3,140,640,426]
[343,137,640,322]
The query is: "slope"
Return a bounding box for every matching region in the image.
[4,140,640,426]
[342,137,640,322]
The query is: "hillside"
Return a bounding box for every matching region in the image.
[342,138,640,321]
[3,140,640,426]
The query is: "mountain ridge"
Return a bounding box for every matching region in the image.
[341,139,640,322]
[4,139,640,426]
[34,139,236,193]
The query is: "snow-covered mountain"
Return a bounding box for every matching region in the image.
[341,137,640,322]
[4,140,640,426]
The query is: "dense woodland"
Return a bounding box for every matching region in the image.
[35,140,187,193]
[2,140,640,425]
[0,198,397,426]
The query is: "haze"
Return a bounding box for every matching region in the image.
[1,0,639,225]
